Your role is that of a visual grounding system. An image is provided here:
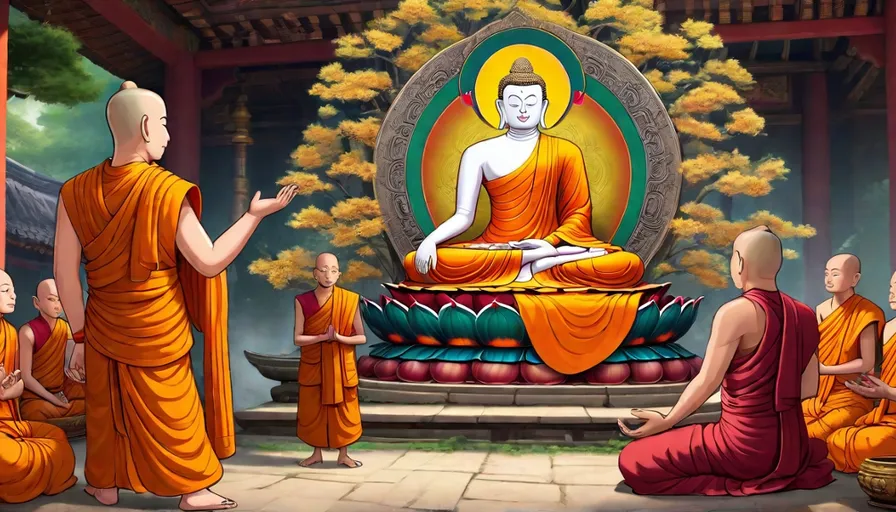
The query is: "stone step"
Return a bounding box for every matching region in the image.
[235,393,721,443]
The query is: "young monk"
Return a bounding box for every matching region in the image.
[295,252,366,469]
[19,278,86,421]
[0,269,78,503]
[803,254,884,441]
[618,226,833,495]
[53,81,297,510]
[826,271,896,472]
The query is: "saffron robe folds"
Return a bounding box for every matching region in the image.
[296,287,362,449]
[403,134,646,374]
[0,318,77,503]
[59,160,234,497]
[827,333,896,472]
[618,289,834,496]
[20,316,86,420]
[803,295,884,441]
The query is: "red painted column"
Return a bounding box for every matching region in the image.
[0,0,9,270]
[163,54,201,184]
[802,72,831,304]
[887,2,896,272]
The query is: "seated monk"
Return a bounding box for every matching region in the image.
[617,226,833,495]
[19,278,86,421]
[405,58,645,374]
[294,253,366,469]
[826,270,896,472]
[803,254,884,441]
[0,269,78,503]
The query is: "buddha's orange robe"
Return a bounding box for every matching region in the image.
[403,134,646,374]
[297,287,362,449]
[827,332,896,472]
[20,317,86,420]
[0,317,77,503]
[59,160,234,497]
[803,295,884,441]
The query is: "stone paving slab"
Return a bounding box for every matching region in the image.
[11,435,880,512]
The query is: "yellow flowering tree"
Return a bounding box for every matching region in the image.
[584,0,815,288]
[249,0,579,289]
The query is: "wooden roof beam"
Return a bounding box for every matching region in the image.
[194,40,335,69]
[81,0,197,65]
[716,16,884,43]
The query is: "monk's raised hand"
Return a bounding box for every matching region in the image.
[326,325,336,341]
[70,343,85,376]
[248,186,299,218]
[846,374,892,399]
[617,409,670,439]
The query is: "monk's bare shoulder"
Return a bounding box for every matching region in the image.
[815,300,832,321]
[714,297,762,337]
[884,318,896,345]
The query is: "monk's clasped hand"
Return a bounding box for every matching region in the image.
[617,409,671,439]
[845,374,893,400]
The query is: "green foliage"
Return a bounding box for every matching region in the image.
[8,10,102,106]
[239,436,630,454]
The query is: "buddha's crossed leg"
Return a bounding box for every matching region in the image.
[516,246,595,282]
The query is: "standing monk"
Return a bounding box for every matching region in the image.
[803,254,883,442]
[618,226,833,495]
[54,81,298,510]
[294,252,366,468]
[19,278,86,421]
[0,269,78,503]
[826,271,896,472]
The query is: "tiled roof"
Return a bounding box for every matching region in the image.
[6,158,62,249]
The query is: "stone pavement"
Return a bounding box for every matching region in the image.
[13,435,880,512]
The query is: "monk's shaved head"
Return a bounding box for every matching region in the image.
[33,278,62,319]
[316,252,339,269]
[827,253,861,275]
[825,253,862,293]
[732,226,783,282]
[0,269,16,315]
[314,252,341,289]
[35,278,57,299]
[107,81,170,163]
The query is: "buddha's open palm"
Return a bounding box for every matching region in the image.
[248,185,298,218]
[415,240,437,275]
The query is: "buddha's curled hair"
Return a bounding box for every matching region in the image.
[498,58,547,99]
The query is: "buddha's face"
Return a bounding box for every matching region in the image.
[497,85,547,130]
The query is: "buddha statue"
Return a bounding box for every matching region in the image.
[404,57,645,289]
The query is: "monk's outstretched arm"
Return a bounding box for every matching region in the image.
[18,326,66,407]
[53,201,85,333]
[294,299,326,346]
[801,352,820,399]
[821,323,877,375]
[176,202,263,278]
[335,308,367,345]
[662,299,753,426]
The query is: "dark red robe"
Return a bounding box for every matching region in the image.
[618,289,834,495]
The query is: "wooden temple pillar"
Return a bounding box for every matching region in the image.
[802,72,832,304]
[164,55,201,184]
[231,94,252,221]
[887,2,896,271]
[0,0,9,269]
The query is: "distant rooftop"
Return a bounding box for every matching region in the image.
[6,158,62,253]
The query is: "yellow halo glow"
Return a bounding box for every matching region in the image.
[473,44,572,130]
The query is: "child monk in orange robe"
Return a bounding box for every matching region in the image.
[803,254,884,441]
[826,271,896,472]
[19,278,86,420]
[0,269,78,503]
[294,252,366,469]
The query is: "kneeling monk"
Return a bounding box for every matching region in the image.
[618,226,833,495]
[0,269,77,503]
[19,278,86,421]
[826,271,896,472]
[294,252,366,468]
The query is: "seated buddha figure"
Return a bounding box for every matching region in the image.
[404,57,644,290]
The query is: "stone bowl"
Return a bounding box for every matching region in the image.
[858,457,896,509]
[244,350,300,383]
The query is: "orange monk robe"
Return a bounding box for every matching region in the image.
[59,160,234,497]
[297,287,362,449]
[20,317,86,420]
[803,295,885,441]
[827,333,896,472]
[0,317,77,503]
[403,134,646,374]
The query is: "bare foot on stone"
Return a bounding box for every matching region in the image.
[299,453,323,467]
[85,486,119,506]
[179,489,237,511]
[337,455,362,468]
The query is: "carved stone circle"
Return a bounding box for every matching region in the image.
[374,10,682,265]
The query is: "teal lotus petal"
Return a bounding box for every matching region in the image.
[407,302,446,345]
[603,350,628,363]
[649,299,683,343]
[479,347,528,363]
[439,301,479,346]
[663,343,697,359]
[524,349,544,365]
[646,344,681,359]
[437,347,484,362]
[383,298,416,343]
[402,345,449,361]
[369,343,415,359]
[475,301,529,347]
[624,301,661,344]
[361,299,393,343]
[668,297,703,343]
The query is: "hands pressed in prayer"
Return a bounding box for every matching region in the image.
[248,185,299,218]
[617,409,672,439]
[325,325,337,342]
[845,374,895,400]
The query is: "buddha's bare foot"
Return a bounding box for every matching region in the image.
[179,489,237,511]
[515,263,534,282]
[85,486,119,506]
[337,455,363,468]
[556,246,588,255]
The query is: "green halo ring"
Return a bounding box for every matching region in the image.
[458,27,586,129]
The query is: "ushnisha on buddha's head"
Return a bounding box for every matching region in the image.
[0,269,16,316]
[824,253,861,294]
[313,252,342,289]
[730,226,783,290]
[106,81,170,163]
[496,57,549,131]
[33,279,62,319]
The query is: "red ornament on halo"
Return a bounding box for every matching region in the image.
[573,90,585,105]
[461,91,474,106]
